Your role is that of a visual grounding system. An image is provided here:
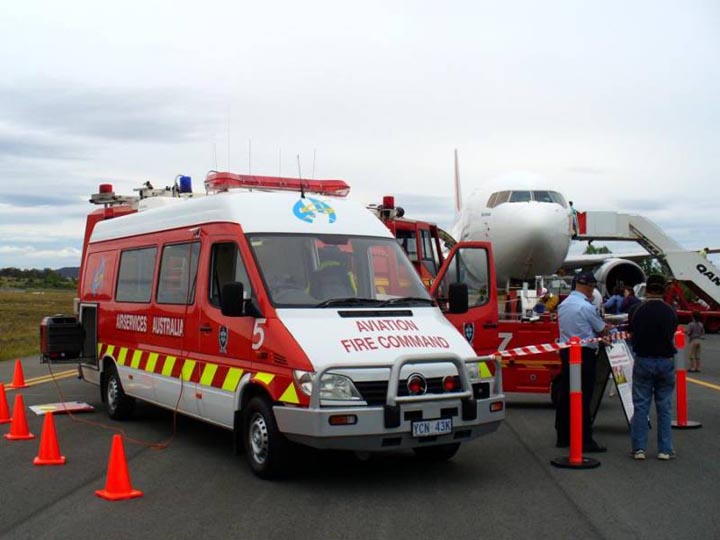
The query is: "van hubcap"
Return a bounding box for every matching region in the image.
[249,413,269,464]
[107,378,118,410]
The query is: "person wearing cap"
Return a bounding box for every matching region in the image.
[555,271,610,452]
[628,274,678,460]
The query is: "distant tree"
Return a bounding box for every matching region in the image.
[583,244,612,255]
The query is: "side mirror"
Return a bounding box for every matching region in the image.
[221,282,246,317]
[448,282,469,314]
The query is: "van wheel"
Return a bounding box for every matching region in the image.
[243,396,290,479]
[413,443,460,461]
[105,366,135,420]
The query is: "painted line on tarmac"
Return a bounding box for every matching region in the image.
[688,377,720,392]
[4,369,77,388]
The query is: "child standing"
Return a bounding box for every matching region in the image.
[686,311,705,372]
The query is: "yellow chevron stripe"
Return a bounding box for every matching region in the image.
[479,362,492,378]
[200,363,218,387]
[97,342,103,356]
[254,372,275,385]
[278,382,299,404]
[222,368,244,392]
[117,347,128,366]
[181,359,196,381]
[146,352,158,373]
[105,345,115,357]
[162,356,176,377]
[130,349,143,369]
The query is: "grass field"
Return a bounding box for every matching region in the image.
[0,289,76,362]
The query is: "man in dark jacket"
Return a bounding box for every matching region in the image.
[628,274,677,460]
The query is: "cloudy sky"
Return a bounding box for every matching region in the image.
[1,0,718,269]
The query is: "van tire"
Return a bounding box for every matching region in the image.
[413,443,461,462]
[105,366,135,420]
[243,396,290,479]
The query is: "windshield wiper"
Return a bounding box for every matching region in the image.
[379,297,435,307]
[314,297,385,308]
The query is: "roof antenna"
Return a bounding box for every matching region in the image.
[297,154,305,198]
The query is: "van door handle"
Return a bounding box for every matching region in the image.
[200,325,213,333]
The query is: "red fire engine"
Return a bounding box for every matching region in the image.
[368,196,562,400]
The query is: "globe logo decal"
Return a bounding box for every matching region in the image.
[293,197,336,224]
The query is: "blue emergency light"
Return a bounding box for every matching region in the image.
[178,175,192,193]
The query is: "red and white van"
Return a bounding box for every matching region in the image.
[69,173,504,477]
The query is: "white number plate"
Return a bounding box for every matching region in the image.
[411,418,453,438]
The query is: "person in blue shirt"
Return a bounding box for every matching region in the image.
[604,285,624,315]
[555,272,610,452]
[621,286,641,313]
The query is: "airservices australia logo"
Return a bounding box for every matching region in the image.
[293,197,336,224]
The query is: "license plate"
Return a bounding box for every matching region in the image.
[411,418,453,438]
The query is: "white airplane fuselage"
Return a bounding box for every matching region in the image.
[452,189,573,285]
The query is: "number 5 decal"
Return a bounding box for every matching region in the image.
[252,318,267,350]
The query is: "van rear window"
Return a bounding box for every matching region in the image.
[116,247,157,303]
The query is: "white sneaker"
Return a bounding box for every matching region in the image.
[633,450,646,460]
[657,452,676,460]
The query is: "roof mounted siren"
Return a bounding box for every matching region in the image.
[89,183,139,207]
[367,195,405,221]
[204,172,350,197]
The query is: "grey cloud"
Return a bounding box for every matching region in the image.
[0,134,81,160]
[0,84,221,143]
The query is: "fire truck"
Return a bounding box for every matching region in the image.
[368,196,562,399]
[40,173,505,478]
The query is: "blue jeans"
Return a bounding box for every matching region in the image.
[631,356,675,454]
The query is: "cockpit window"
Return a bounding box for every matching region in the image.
[486,192,498,208]
[532,190,554,203]
[488,191,511,208]
[509,191,532,203]
[549,191,568,208]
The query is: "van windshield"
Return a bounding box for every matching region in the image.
[247,234,433,308]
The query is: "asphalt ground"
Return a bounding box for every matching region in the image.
[1,338,719,540]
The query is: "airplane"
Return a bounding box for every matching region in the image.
[449,150,648,295]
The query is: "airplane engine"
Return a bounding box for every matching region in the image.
[593,258,646,296]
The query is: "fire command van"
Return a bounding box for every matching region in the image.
[44,173,504,478]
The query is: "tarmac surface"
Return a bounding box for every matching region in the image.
[1,337,719,540]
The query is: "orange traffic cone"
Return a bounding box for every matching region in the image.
[33,412,66,465]
[0,383,10,424]
[95,434,143,501]
[4,394,35,440]
[8,359,28,389]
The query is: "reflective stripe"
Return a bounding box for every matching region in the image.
[181,359,196,381]
[117,348,129,366]
[200,363,218,387]
[279,382,299,404]
[162,356,176,377]
[97,342,103,356]
[105,345,115,357]
[479,362,492,378]
[222,368,244,392]
[253,372,275,385]
[130,349,143,369]
[146,353,159,373]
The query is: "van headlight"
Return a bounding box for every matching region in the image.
[466,362,480,383]
[293,371,363,401]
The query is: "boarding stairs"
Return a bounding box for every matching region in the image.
[576,211,720,308]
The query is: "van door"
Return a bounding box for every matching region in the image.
[430,242,499,356]
[152,241,202,416]
[192,237,256,427]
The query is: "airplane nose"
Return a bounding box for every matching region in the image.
[496,204,571,280]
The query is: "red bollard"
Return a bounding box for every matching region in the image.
[672,325,701,429]
[551,336,600,469]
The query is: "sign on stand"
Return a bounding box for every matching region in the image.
[605,340,635,425]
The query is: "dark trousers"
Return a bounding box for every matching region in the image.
[555,347,598,444]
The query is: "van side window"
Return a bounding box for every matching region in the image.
[116,247,157,303]
[209,242,253,308]
[157,242,200,305]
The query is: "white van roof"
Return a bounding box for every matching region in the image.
[90,191,394,243]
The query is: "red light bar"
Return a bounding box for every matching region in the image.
[205,172,350,197]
